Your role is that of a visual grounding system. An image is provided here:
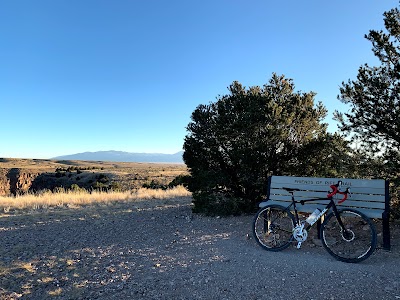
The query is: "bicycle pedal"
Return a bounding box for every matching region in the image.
[296,242,302,249]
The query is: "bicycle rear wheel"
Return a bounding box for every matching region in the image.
[321,208,377,263]
[253,205,295,251]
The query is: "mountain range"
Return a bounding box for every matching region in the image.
[52,150,184,163]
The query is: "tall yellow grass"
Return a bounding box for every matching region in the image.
[0,186,191,212]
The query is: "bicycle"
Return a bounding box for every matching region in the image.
[252,181,377,263]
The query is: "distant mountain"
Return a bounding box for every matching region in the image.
[52,150,184,163]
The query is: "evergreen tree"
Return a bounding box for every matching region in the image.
[335,5,400,218]
[335,5,400,154]
[183,73,330,215]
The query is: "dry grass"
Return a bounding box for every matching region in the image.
[0,186,191,212]
[0,158,188,195]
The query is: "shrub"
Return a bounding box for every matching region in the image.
[184,74,334,215]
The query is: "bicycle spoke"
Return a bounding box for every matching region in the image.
[321,209,377,263]
[253,205,295,251]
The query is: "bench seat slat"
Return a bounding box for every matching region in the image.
[269,189,386,202]
[270,185,386,196]
[260,200,384,219]
[271,176,386,189]
[267,195,385,209]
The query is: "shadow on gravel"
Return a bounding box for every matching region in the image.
[1,197,399,299]
[0,198,246,299]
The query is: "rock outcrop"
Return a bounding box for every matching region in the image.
[0,168,40,196]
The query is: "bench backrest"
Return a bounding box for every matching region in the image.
[263,175,389,219]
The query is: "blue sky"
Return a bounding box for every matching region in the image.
[0,0,398,159]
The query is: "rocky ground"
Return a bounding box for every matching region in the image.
[0,197,399,300]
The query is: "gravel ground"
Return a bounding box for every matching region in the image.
[0,197,399,300]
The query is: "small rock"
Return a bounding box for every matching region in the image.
[312,238,323,247]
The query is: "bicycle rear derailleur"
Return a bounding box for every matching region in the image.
[293,223,308,249]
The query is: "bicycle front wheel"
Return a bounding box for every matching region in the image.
[253,205,295,251]
[321,208,377,263]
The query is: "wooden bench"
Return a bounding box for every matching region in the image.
[259,175,391,250]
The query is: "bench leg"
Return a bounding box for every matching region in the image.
[382,211,391,251]
[316,219,321,239]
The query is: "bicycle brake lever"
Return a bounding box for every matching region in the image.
[337,187,350,204]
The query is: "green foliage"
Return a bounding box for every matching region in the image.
[191,192,246,216]
[91,181,108,190]
[90,174,111,191]
[168,174,191,188]
[335,4,400,218]
[53,187,66,193]
[142,180,167,190]
[56,166,89,173]
[70,184,85,192]
[288,132,357,178]
[109,182,122,191]
[335,5,400,152]
[184,73,340,215]
[96,174,109,184]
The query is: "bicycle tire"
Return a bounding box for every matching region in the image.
[321,208,377,263]
[253,204,295,251]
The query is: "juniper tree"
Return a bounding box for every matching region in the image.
[335,5,400,217]
[183,73,334,215]
[335,5,400,155]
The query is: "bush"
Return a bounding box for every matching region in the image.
[97,174,109,183]
[168,175,191,188]
[184,74,337,215]
[191,191,246,216]
[142,180,167,190]
[70,184,85,193]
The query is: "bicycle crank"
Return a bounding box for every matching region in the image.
[293,224,308,249]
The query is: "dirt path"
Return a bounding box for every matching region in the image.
[0,197,399,299]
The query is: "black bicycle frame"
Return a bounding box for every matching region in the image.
[285,191,347,233]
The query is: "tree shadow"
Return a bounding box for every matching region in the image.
[1,197,397,299]
[0,198,238,299]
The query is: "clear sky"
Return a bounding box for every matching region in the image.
[0,0,398,159]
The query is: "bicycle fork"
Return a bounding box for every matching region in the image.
[331,205,349,237]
